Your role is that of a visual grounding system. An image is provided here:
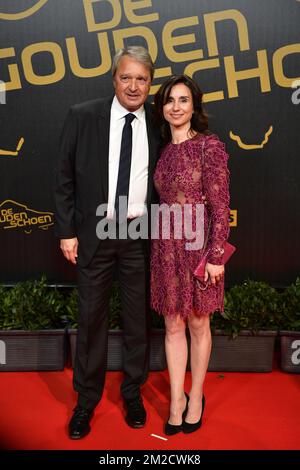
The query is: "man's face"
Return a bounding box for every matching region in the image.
[113,56,152,111]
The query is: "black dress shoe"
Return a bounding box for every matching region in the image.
[124,397,146,428]
[68,406,94,439]
[183,395,205,434]
[164,393,189,436]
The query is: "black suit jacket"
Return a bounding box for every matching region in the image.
[54,96,161,267]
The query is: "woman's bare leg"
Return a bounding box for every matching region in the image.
[186,314,211,423]
[164,314,188,425]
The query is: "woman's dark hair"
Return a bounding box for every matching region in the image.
[154,75,209,143]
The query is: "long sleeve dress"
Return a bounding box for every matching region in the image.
[150,133,230,319]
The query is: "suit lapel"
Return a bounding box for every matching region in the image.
[145,103,160,204]
[145,103,159,204]
[98,98,113,202]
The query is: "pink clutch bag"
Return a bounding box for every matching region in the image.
[193,241,236,280]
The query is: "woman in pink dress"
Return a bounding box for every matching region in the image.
[151,75,230,435]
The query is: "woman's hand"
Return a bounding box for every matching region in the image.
[204,263,224,285]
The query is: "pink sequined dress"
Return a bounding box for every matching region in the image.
[150,133,230,319]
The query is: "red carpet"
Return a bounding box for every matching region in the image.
[0,366,299,450]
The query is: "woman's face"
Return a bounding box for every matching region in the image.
[163,83,194,129]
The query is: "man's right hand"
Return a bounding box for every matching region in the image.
[60,238,78,265]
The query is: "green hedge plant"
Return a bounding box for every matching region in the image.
[0,276,65,330]
[211,280,281,337]
[278,277,300,331]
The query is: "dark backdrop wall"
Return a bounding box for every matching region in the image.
[0,0,299,286]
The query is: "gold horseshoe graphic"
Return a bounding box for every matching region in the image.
[0,138,24,156]
[0,1,49,21]
[229,126,273,150]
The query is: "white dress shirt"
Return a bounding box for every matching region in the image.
[107,96,149,219]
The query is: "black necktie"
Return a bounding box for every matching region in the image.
[115,113,136,221]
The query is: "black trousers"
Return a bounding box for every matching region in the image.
[73,236,149,411]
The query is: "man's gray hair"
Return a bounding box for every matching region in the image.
[112,46,154,81]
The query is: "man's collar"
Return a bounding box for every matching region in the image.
[112,95,145,121]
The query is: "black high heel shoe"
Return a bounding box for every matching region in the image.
[182,395,205,434]
[164,393,189,436]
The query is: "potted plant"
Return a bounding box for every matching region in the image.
[67,284,167,371]
[0,276,66,371]
[208,280,280,372]
[278,278,300,373]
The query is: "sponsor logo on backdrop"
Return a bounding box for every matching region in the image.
[0,137,24,157]
[229,126,273,150]
[0,199,53,233]
[229,210,237,227]
[0,0,49,20]
[0,0,299,103]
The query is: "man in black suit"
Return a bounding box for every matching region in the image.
[54,46,160,439]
